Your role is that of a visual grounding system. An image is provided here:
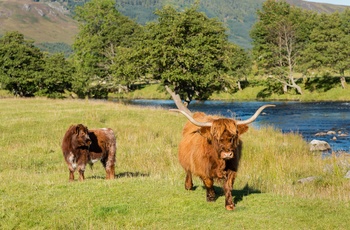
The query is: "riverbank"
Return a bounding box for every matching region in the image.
[108,83,350,101]
[2,81,350,101]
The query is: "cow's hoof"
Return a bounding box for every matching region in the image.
[225,204,235,211]
[185,185,193,190]
[206,196,215,202]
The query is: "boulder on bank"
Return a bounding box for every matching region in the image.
[309,139,331,151]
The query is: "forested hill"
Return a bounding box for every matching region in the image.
[114,0,349,48]
[0,0,348,50]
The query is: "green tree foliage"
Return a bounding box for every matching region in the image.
[0,31,44,97]
[36,53,74,98]
[219,43,251,91]
[72,0,142,98]
[141,5,249,103]
[250,0,317,94]
[35,42,74,57]
[302,12,350,76]
[251,0,291,74]
[0,31,77,98]
[338,9,350,76]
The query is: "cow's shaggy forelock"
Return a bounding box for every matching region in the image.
[210,119,237,140]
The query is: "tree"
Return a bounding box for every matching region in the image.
[250,0,316,95]
[141,4,248,103]
[338,9,350,88]
[271,18,302,94]
[301,11,350,88]
[221,43,251,91]
[302,13,344,73]
[0,31,44,97]
[72,0,141,98]
[36,53,75,98]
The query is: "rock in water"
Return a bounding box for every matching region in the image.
[309,139,331,151]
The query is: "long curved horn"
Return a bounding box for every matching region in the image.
[166,86,275,127]
[170,109,213,127]
[236,104,275,125]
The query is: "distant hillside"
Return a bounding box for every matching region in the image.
[0,0,348,51]
[0,0,78,44]
[286,0,348,12]
[115,0,349,49]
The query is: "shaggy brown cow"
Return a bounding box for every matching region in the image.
[61,124,117,181]
[166,86,274,210]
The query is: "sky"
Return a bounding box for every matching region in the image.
[304,0,350,6]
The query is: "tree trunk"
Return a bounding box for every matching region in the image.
[340,77,346,89]
[289,75,303,95]
[293,84,303,95]
[237,80,242,91]
[283,84,288,93]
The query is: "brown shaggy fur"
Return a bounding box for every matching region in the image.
[178,112,248,210]
[61,124,117,181]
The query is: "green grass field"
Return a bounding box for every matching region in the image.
[0,98,349,229]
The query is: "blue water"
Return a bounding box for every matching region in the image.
[124,100,350,152]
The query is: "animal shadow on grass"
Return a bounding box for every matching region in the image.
[115,171,150,178]
[232,184,261,204]
[87,172,150,180]
[202,183,261,204]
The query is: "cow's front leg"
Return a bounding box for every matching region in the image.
[223,170,237,210]
[69,169,75,181]
[66,155,76,181]
[67,163,76,181]
[185,171,193,190]
[77,164,86,181]
[202,177,215,202]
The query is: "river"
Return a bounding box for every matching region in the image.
[122,100,350,152]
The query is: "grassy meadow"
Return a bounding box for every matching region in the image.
[0,98,350,229]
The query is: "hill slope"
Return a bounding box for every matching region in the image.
[0,0,348,49]
[0,0,78,44]
[112,0,350,48]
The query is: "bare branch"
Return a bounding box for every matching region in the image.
[165,86,192,116]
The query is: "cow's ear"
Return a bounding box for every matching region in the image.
[75,126,80,134]
[237,124,249,135]
[200,127,212,143]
